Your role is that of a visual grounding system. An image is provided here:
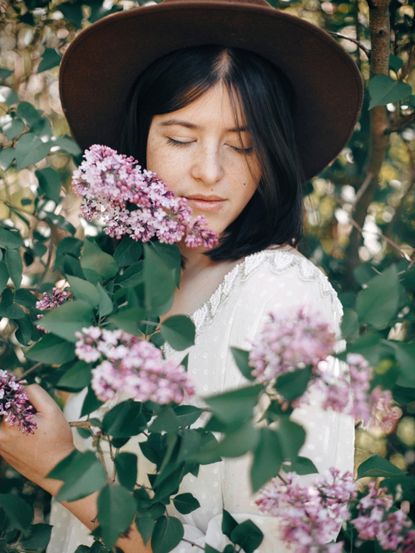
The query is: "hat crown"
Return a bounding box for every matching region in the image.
[162,0,270,6]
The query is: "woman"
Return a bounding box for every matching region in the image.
[0,1,363,552]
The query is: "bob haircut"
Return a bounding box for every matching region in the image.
[117,45,305,261]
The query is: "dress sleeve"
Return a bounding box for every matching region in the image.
[200,261,355,553]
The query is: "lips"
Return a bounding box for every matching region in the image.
[185,195,226,202]
[184,195,227,212]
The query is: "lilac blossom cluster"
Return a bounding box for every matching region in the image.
[352,482,415,552]
[319,353,401,433]
[255,469,415,553]
[248,308,401,431]
[75,326,194,404]
[36,287,72,311]
[255,467,356,553]
[72,144,218,248]
[248,307,337,383]
[0,370,37,433]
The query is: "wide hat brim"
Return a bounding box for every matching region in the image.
[59,0,364,180]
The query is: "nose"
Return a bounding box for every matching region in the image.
[190,144,225,187]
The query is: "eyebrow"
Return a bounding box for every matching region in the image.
[158,119,249,133]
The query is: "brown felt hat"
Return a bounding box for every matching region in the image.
[59,0,364,180]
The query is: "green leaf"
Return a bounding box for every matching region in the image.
[0,261,8,294]
[368,75,412,109]
[356,265,400,329]
[389,54,403,73]
[57,361,91,391]
[38,48,61,72]
[139,434,166,466]
[81,386,103,417]
[102,400,147,438]
[114,237,143,267]
[0,67,12,81]
[176,430,202,464]
[80,239,118,284]
[53,135,82,156]
[0,227,23,249]
[231,347,255,381]
[222,510,238,540]
[50,450,107,502]
[4,117,24,140]
[357,455,404,479]
[172,404,204,427]
[14,133,50,169]
[173,493,200,515]
[204,384,263,425]
[34,299,95,341]
[389,341,415,388]
[152,516,184,553]
[143,243,177,314]
[276,367,312,402]
[35,167,61,203]
[0,147,15,170]
[250,428,283,492]
[341,308,359,340]
[0,494,33,531]
[67,275,101,307]
[0,85,18,105]
[108,307,147,334]
[97,484,136,547]
[230,520,264,553]
[205,545,221,553]
[283,456,318,475]
[25,333,76,363]
[160,315,195,351]
[114,452,138,491]
[149,406,180,433]
[277,417,306,460]
[5,248,23,287]
[97,283,113,317]
[17,101,43,126]
[21,523,52,549]
[136,515,156,545]
[216,420,258,458]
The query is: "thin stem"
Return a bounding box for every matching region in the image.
[181,538,204,551]
[17,362,42,382]
[328,31,371,59]
[69,421,93,429]
[349,217,413,261]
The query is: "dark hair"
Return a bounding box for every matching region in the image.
[117,45,305,261]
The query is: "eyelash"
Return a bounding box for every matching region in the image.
[166,137,254,154]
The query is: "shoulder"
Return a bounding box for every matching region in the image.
[238,245,344,331]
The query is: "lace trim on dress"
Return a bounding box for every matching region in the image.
[190,247,344,335]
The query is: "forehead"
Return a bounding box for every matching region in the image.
[155,82,248,131]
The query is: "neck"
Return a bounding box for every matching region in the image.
[179,243,217,275]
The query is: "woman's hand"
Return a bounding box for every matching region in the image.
[0,383,75,495]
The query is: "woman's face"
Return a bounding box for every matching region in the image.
[146,83,262,237]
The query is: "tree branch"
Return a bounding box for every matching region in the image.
[345,0,392,286]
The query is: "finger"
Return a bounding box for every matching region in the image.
[24,384,60,415]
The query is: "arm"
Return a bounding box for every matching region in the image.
[0,384,151,553]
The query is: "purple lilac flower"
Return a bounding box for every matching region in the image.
[248,307,337,384]
[0,370,37,433]
[352,481,414,550]
[367,386,402,434]
[255,467,356,553]
[75,326,194,404]
[36,287,72,311]
[72,144,218,248]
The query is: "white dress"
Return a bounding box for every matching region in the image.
[46,245,354,553]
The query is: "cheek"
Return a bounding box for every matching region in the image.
[146,136,182,194]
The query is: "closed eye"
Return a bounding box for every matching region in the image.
[166,137,254,154]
